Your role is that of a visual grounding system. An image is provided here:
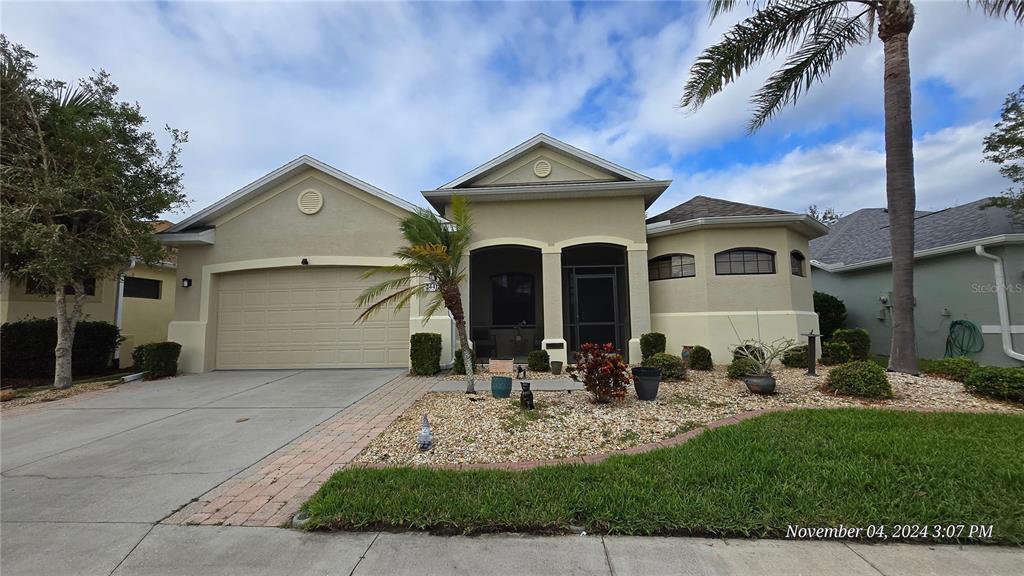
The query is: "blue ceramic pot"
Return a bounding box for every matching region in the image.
[491,376,513,398]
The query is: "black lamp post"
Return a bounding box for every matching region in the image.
[801,330,819,376]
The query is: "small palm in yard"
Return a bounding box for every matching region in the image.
[356,196,477,393]
[680,0,1024,374]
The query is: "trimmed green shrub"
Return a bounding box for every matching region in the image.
[527,349,550,372]
[688,346,713,370]
[639,332,666,361]
[727,357,760,379]
[781,345,809,368]
[919,356,979,383]
[131,342,181,380]
[964,367,1024,404]
[642,352,686,381]
[1,318,122,381]
[732,344,765,363]
[826,360,892,398]
[409,333,442,376]
[821,341,852,366]
[452,349,476,375]
[813,291,847,338]
[832,328,871,360]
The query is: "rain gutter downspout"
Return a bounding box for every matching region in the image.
[974,245,1024,362]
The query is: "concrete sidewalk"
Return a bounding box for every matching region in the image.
[90,527,1023,576]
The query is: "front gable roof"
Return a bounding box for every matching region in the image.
[439,133,653,190]
[162,156,419,236]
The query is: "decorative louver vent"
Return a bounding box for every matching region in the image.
[297,189,323,214]
[533,159,552,178]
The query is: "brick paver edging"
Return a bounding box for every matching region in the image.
[163,373,437,528]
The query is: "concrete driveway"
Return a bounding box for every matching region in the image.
[0,368,402,576]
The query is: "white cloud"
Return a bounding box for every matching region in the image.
[2,1,1020,221]
[651,121,1006,217]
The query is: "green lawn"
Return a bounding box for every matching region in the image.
[302,409,1024,543]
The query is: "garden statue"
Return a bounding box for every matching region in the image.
[520,381,535,410]
[417,414,433,451]
[515,364,527,379]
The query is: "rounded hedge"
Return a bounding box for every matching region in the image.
[964,366,1024,404]
[1,318,122,380]
[527,349,550,372]
[781,345,809,368]
[826,360,892,398]
[642,352,686,381]
[919,356,979,383]
[813,291,847,338]
[832,328,871,360]
[410,333,442,376]
[452,348,476,375]
[727,357,761,379]
[131,342,181,380]
[639,332,666,361]
[821,341,852,366]
[688,346,713,370]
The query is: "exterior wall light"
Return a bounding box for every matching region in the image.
[181,278,192,288]
[301,258,309,266]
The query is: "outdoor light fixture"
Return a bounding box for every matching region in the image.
[417,414,433,451]
[181,277,192,288]
[301,258,309,266]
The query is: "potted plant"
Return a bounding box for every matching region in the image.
[731,338,796,395]
[550,360,563,375]
[491,375,512,398]
[566,343,631,403]
[631,366,660,401]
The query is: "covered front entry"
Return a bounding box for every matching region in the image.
[562,244,629,354]
[469,246,543,363]
[214,266,408,369]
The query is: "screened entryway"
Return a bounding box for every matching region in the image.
[469,245,543,363]
[562,244,629,354]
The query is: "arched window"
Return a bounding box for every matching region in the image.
[790,250,806,277]
[648,254,696,280]
[714,248,776,275]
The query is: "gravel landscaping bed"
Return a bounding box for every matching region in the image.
[442,369,566,381]
[357,367,1021,466]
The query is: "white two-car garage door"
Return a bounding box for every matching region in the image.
[215,267,409,369]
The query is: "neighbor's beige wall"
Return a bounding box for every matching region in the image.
[0,276,116,325]
[647,226,818,363]
[119,265,176,368]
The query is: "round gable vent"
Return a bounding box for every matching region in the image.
[533,159,552,178]
[297,189,323,215]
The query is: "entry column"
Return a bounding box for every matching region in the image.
[540,248,567,364]
[626,246,651,363]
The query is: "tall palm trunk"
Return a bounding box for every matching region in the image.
[879,1,918,374]
[53,280,87,389]
[442,284,475,394]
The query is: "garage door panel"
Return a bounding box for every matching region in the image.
[215,266,409,369]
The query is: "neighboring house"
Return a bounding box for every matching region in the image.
[159,134,827,373]
[0,221,178,368]
[811,199,1024,367]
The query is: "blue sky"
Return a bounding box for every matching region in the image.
[4,1,1022,220]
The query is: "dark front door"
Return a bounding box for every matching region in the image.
[569,273,620,351]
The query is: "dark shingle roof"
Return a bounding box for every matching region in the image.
[646,195,792,225]
[809,198,1023,267]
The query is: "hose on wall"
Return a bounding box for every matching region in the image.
[945,320,984,358]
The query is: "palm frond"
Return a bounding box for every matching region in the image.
[420,294,446,324]
[748,10,870,131]
[974,0,1024,22]
[354,285,421,323]
[355,275,414,308]
[682,0,854,111]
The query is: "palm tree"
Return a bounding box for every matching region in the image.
[356,196,477,393]
[681,0,1023,374]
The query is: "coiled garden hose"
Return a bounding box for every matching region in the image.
[945,320,984,358]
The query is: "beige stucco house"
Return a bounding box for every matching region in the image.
[159,134,827,373]
[0,261,177,368]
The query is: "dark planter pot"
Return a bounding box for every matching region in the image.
[550,361,563,375]
[744,375,776,395]
[491,376,512,399]
[631,367,661,401]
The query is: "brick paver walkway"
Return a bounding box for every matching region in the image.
[163,373,435,527]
